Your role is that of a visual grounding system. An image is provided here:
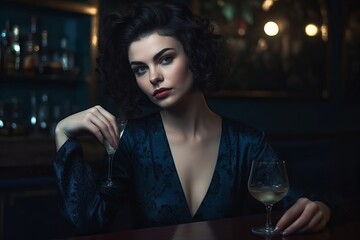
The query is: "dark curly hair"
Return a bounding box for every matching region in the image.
[97,0,228,118]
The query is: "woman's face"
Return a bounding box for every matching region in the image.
[128,33,194,109]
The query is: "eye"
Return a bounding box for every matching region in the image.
[159,55,173,65]
[132,65,148,76]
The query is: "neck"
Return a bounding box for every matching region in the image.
[160,91,219,138]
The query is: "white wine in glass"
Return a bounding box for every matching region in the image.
[248,159,289,237]
[102,118,127,188]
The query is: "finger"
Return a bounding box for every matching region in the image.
[95,106,120,144]
[95,105,119,135]
[81,109,113,147]
[276,198,308,230]
[281,214,308,235]
[282,213,312,235]
[299,202,330,233]
[99,107,120,139]
[297,210,324,233]
[282,200,319,235]
[86,120,106,144]
[90,106,118,147]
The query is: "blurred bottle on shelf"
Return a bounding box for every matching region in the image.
[60,36,74,73]
[23,33,36,75]
[38,30,50,74]
[38,93,50,135]
[29,92,38,135]
[9,97,26,136]
[23,16,41,75]
[30,16,40,70]
[0,102,10,136]
[0,20,10,74]
[0,30,6,74]
[1,16,81,77]
[3,25,21,74]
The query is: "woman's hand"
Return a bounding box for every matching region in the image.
[55,105,119,151]
[276,198,331,236]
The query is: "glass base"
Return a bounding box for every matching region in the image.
[251,226,283,237]
[102,180,116,188]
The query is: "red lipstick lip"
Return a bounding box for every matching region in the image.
[153,88,172,99]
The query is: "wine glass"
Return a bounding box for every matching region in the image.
[248,159,289,237]
[102,118,127,187]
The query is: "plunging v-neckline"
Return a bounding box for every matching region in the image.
[160,117,224,218]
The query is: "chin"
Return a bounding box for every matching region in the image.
[152,98,178,109]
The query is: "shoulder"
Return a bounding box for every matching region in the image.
[221,116,278,161]
[221,116,266,141]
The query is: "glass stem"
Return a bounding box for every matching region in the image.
[107,153,114,181]
[265,204,273,231]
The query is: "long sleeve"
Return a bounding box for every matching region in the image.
[52,139,117,233]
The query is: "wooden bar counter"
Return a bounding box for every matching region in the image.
[62,214,359,240]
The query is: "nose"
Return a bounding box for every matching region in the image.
[149,67,163,85]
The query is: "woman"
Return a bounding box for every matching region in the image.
[53,1,331,236]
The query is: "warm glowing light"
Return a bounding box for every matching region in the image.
[321,25,328,41]
[217,0,225,7]
[264,21,279,36]
[257,38,268,50]
[92,35,98,47]
[262,0,274,11]
[305,24,318,37]
[88,7,97,15]
[238,28,246,36]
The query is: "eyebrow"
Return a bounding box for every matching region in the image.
[130,48,175,66]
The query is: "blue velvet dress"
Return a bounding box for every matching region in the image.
[53,112,307,233]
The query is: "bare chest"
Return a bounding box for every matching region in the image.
[168,138,220,216]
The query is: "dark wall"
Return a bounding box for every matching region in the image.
[207,0,360,135]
